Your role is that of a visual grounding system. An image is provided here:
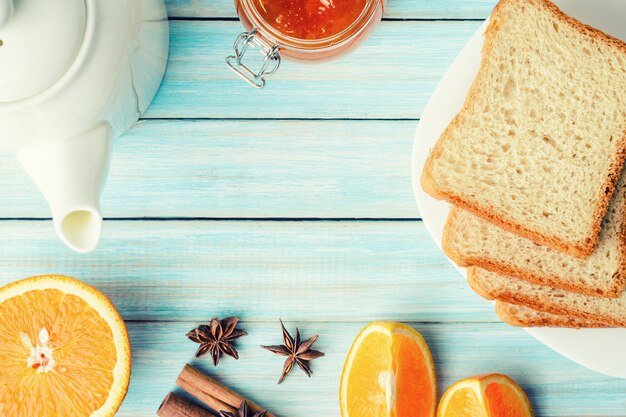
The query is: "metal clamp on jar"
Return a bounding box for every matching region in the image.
[227,0,385,88]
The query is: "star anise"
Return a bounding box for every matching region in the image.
[261,319,325,384]
[186,316,247,366]
[220,401,267,417]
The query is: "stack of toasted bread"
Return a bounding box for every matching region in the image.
[421,0,626,327]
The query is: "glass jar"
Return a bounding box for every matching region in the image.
[227,0,386,88]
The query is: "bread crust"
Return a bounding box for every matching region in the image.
[495,301,608,328]
[468,268,624,327]
[421,0,626,259]
[442,208,626,298]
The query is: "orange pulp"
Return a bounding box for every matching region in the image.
[392,332,436,417]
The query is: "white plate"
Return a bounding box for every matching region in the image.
[412,0,626,378]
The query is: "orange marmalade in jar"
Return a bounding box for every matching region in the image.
[227,0,386,88]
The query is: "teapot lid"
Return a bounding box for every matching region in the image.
[0,0,86,103]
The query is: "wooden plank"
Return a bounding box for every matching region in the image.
[146,20,482,119]
[0,220,492,322]
[119,320,626,416]
[0,120,420,219]
[165,0,496,19]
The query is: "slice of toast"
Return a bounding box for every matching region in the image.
[442,172,626,297]
[495,302,608,328]
[421,0,626,257]
[469,267,626,327]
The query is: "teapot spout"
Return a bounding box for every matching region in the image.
[17,124,111,253]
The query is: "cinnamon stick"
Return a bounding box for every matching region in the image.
[177,364,277,417]
[158,392,214,417]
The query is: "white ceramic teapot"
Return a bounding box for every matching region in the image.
[0,0,169,252]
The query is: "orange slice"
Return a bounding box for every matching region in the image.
[437,374,534,417]
[0,275,131,417]
[339,322,437,417]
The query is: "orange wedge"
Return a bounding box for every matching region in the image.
[340,322,437,417]
[0,275,131,417]
[437,374,534,417]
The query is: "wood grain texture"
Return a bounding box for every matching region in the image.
[120,321,626,417]
[0,120,419,219]
[145,20,482,119]
[164,0,497,19]
[0,220,492,322]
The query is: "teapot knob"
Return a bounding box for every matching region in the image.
[0,0,13,30]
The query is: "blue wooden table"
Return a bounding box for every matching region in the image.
[2,1,626,415]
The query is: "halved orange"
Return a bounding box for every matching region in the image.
[437,374,534,417]
[0,275,131,417]
[340,322,437,417]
